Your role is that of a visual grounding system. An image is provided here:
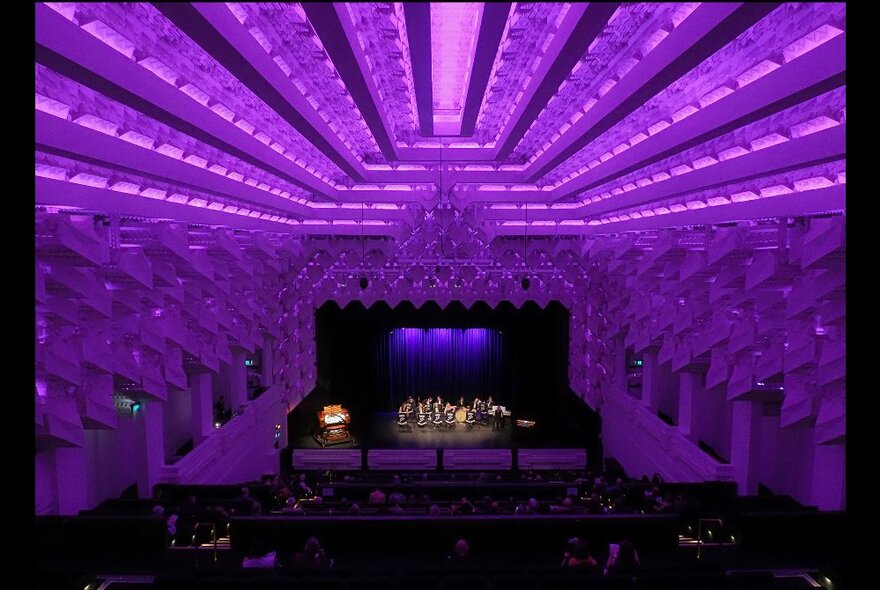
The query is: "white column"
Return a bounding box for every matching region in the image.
[730,400,762,495]
[53,446,89,514]
[231,349,248,407]
[135,399,165,499]
[641,351,657,409]
[262,334,274,388]
[189,371,214,445]
[678,372,701,440]
[811,442,846,510]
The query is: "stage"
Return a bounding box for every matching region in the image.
[291,412,583,450]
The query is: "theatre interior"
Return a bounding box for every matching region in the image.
[35,3,845,589]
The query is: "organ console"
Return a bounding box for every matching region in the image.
[315,404,352,446]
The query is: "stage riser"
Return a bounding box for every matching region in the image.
[516,449,587,471]
[368,450,438,470]
[442,449,513,470]
[292,449,362,471]
[291,448,586,471]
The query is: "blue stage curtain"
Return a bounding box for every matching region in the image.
[379,328,504,407]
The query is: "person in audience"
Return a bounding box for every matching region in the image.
[561,537,598,570]
[237,486,251,502]
[452,497,476,515]
[586,492,604,514]
[550,496,575,513]
[654,491,675,513]
[428,504,442,516]
[348,502,361,515]
[447,538,475,565]
[408,490,431,506]
[368,488,386,505]
[292,536,333,570]
[389,490,407,506]
[151,505,165,516]
[388,500,405,515]
[165,513,178,546]
[296,474,314,498]
[249,501,262,515]
[606,539,640,574]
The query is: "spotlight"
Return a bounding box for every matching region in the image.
[521,277,530,291]
[359,277,369,289]
[131,401,142,413]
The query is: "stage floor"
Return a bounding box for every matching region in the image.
[292,412,580,450]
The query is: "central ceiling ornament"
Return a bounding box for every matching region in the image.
[430,2,484,135]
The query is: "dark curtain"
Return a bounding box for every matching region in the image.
[379,328,504,406]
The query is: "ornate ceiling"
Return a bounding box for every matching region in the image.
[35,2,845,240]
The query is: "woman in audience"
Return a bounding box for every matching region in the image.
[291,536,334,570]
[561,537,598,570]
[446,538,476,566]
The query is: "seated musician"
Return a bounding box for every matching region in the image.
[486,395,494,408]
[445,401,455,413]
[458,396,466,407]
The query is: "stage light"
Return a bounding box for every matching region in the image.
[359,277,369,289]
[214,422,221,429]
[131,402,141,413]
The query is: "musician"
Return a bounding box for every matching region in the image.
[399,401,408,413]
[436,395,444,409]
[458,396,466,407]
[493,406,503,431]
[486,395,494,408]
[445,401,455,413]
[472,396,481,409]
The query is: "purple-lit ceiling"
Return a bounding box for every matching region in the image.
[35,2,845,239]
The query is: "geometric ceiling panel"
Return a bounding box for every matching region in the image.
[35,2,846,236]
